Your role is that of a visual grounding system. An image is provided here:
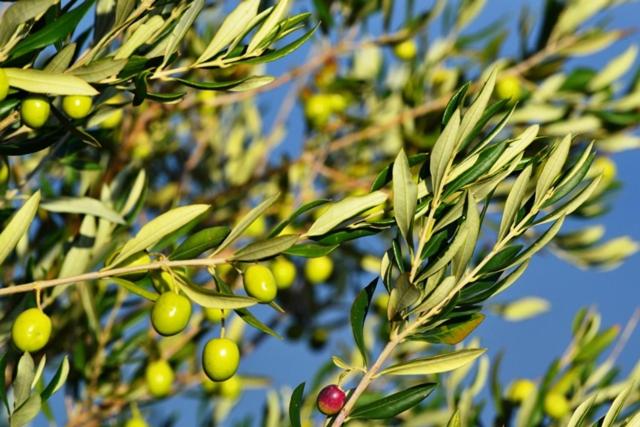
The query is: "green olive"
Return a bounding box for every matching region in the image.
[12,308,52,352]
[204,307,227,323]
[217,375,242,399]
[145,360,174,397]
[272,258,296,290]
[202,338,240,382]
[304,256,334,284]
[243,265,277,303]
[21,96,50,128]
[393,40,417,61]
[62,95,93,119]
[150,291,192,336]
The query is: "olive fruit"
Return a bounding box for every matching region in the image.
[0,69,8,102]
[124,417,149,427]
[310,328,328,350]
[507,379,536,403]
[12,308,52,352]
[304,256,334,284]
[304,93,332,126]
[272,257,296,290]
[202,338,240,382]
[393,39,417,61]
[114,252,152,280]
[150,291,192,336]
[544,392,570,419]
[204,307,227,323]
[317,384,346,416]
[145,360,174,397]
[218,375,242,399]
[243,265,277,303]
[496,75,522,101]
[21,96,50,128]
[62,95,92,119]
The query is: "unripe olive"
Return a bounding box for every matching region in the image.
[114,252,152,280]
[272,257,296,290]
[590,156,617,193]
[245,216,266,237]
[316,384,346,415]
[217,375,242,399]
[150,291,192,336]
[304,93,332,126]
[243,265,277,303]
[327,93,348,113]
[496,75,522,101]
[202,338,240,382]
[310,328,328,350]
[145,360,174,397]
[304,256,334,284]
[204,307,227,323]
[62,95,93,119]
[393,40,417,61]
[21,96,50,128]
[374,293,390,315]
[544,392,570,419]
[0,69,8,102]
[124,417,149,427]
[12,308,52,352]
[506,379,536,403]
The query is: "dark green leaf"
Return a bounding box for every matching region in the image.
[233,235,298,261]
[0,353,8,411]
[289,382,305,427]
[351,383,436,419]
[370,153,428,191]
[41,356,69,401]
[444,141,507,197]
[351,279,377,365]
[479,245,523,274]
[170,226,230,260]
[459,99,510,151]
[313,228,379,245]
[443,82,469,127]
[284,242,337,258]
[245,24,318,64]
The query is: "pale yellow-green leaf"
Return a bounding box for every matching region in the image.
[393,149,417,244]
[232,235,298,261]
[589,45,638,91]
[602,381,635,427]
[196,0,260,63]
[110,204,210,266]
[229,75,275,92]
[433,193,465,233]
[247,0,290,53]
[499,165,532,240]
[489,125,539,174]
[213,193,280,255]
[41,197,125,224]
[177,280,258,309]
[0,192,40,266]
[412,275,457,314]
[597,134,640,153]
[561,30,621,56]
[550,0,609,41]
[496,297,550,321]
[556,225,605,248]
[570,236,639,267]
[535,134,571,205]
[510,104,565,123]
[456,0,486,30]
[377,348,486,377]
[544,116,600,136]
[69,58,127,83]
[536,177,601,225]
[307,192,388,237]
[163,0,204,62]
[457,68,496,144]
[416,224,469,282]
[567,394,597,427]
[5,68,98,95]
[44,43,77,72]
[430,109,461,194]
[453,192,479,278]
[115,15,165,59]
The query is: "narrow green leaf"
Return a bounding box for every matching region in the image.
[307,192,387,237]
[430,109,461,194]
[248,0,290,52]
[453,192,480,278]
[413,275,457,314]
[228,75,275,91]
[602,380,634,427]
[504,217,565,269]
[0,0,57,46]
[69,58,127,83]
[442,83,469,126]
[418,313,485,345]
[284,243,338,258]
[545,143,594,206]
[269,199,330,237]
[176,280,258,309]
[350,383,436,419]
[232,235,298,261]
[115,15,165,60]
[351,278,377,365]
[447,409,462,427]
[534,177,601,225]
[11,0,94,58]
[535,134,571,204]
[10,393,41,427]
[5,68,98,96]
[499,166,532,240]
[567,394,597,427]
[589,45,637,91]
[110,204,210,266]
[457,69,497,144]
[417,224,469,281]
[44,44,77,72]
[388,274,420,320]
[0,191,40,265]
[378,348,486,377]
[289,382,305,427]
[0,354,8,411]
[41,356,69,400]
[489,125,539,174]
[14,353,35,409]
[244,24,317,64]
[213,193,280,255]
[170,226,230,260]
[108,277,158,301]
[41,197,124,224]
[163,0,204,61]
[371,153,427,192]
[393,149,417,244]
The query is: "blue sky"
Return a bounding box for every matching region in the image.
[27,0,640,425]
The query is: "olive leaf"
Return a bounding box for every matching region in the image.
[377,348,486,377]
[393,149,418,245]
[0,191,40,265]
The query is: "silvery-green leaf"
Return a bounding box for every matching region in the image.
[10,393,41,427]
[453,192,480,278]
[495,297,550,321]
[489,125,538,175]
[177,280,259,309]
[163,0,204,62]
[544,116,600,136]
[550,0,608,41]
[535,134,571,205]
[44,44,77,72]
[114,15,165,60]
[416,224,469,281]
[232,235,298,261]
[196,0,260,63]
[14,353,35,409]
[228,75,275,91]
[505,217,565,268]
[430,109,461,194]
[377,348,486,377]
[499,165,532,240]
[41,356,70,400]
[535,177,601,225]
[510,104,565,124]
[412,275,456,314]
[393,149,417,244]
[457,69,496,145]
[602,381,635,427]
[69,58,127,83]
[110,204,210,266]
[567,394,597,427]
[307,192,387,237]
[41,197,124,224]
[213,193,280,256]
[0,0,57,45]
[589,45,637,91]
[0,191,40,265]
[247,0,290,53]
[5,68,98,96]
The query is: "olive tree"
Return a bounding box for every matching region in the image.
[0,0,638,426]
